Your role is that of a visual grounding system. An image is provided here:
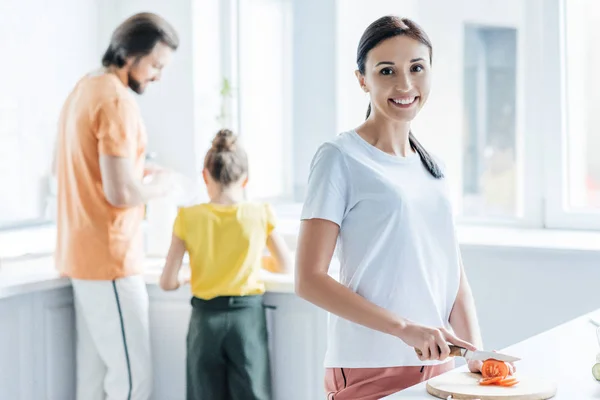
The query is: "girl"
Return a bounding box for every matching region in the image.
[296,16,488,399]
[160,129,291,400]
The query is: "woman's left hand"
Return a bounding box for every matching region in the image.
[468,358,517,375]
[467,359,483,373]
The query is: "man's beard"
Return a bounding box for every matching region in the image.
[127,72,145,94]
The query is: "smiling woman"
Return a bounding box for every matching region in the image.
[295,15,483,400]
[355,17,443,179]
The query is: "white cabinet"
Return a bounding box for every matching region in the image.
[147,287,328,400]
[264,293,328,400]
[0,284,327,400]
[147,285,191,400]
[0,287,75,400]
[0,295,35,400]
[33,288,76,400]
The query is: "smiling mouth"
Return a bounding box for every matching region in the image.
[389,97,418,109]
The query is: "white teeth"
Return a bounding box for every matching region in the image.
[392,98,415,105]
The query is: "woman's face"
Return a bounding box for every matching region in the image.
[356,35,431,123]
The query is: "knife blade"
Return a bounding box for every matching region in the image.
[414,345,521,362]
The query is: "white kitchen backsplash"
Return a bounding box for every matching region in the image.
[0,224,56,260]
[145,196,179,257]
[0,202,302,264]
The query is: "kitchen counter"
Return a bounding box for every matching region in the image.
[10,253,600,399]
[384,309,600,399]
[0,253,330,400]
[0,255,297,299]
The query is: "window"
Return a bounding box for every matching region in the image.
[544,0,600,229]
[233,0,294,201]
[564,0,600,210]
[0,83,58,228]
[0,0,98,229]
[462,25,518,220]
[419,0,535,225]
[208,0,332,205]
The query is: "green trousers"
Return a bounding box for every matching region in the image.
[187,295,272,400]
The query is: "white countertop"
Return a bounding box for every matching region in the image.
[0,255,296,299]
[384,309,600,399]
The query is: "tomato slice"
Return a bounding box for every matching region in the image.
[479,376,504,385]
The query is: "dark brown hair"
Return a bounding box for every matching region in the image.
[102,12,179,68]
[357,16,443,179]
[204,129,249,186]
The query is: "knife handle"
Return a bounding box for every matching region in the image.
[414,345,464,357]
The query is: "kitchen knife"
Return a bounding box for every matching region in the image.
[414,345,520,362]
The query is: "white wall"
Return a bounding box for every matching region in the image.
[0,0,99,225]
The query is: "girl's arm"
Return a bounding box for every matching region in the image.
[263,231,292,274]
[449,258,484,372]
[160,234,187,291]
[295,218,475,361]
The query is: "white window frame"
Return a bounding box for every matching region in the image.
[453,0,545,229]
[541,0,600,230]
[217,0,294,203]
[219,0,240,134]
[520,0,547,229]
[515,0,546,229]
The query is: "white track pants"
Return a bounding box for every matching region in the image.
[72,275,152,400]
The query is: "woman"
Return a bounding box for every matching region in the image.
[295,16,486,399]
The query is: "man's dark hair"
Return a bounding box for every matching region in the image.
[102,12,179,68]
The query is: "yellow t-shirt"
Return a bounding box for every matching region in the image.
[173,202,276,300]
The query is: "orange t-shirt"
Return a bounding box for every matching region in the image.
[55,72,147,280]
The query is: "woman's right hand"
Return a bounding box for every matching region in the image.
[396,321,476,361]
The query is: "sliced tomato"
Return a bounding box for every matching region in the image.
[497,378,520,387]
[479,376,504,385]
[481,359,510,380]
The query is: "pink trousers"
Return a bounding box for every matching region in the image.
[324,361,454,400]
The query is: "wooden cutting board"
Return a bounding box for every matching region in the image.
[426,371,557,400]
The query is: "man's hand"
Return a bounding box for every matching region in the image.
[101,155,173,207]
[144,161,167,177]
[147,170,174,195]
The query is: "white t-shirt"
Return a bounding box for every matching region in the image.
[301,130,461,368]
